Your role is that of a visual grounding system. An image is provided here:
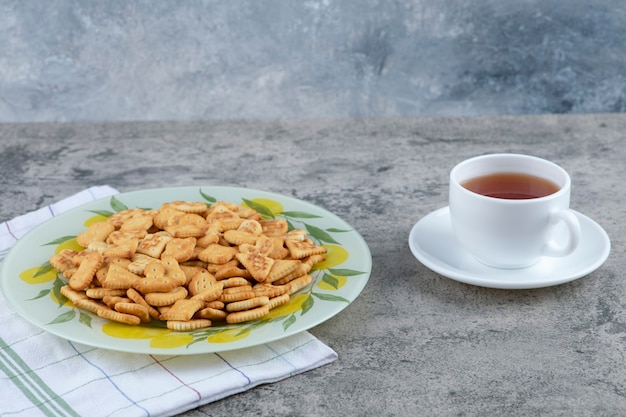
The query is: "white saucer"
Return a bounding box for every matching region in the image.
[408,207,611,289]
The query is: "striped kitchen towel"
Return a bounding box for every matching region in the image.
[0,186,337,417]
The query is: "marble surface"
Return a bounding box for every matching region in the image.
[2,0,626,122]
[1,113,625,416]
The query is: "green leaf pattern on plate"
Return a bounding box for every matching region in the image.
[21,188,368,349]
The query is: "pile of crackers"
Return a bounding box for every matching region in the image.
[49,200,327,331]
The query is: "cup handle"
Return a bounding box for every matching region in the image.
[542,209,581,257]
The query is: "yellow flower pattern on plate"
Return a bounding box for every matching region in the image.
[6,187,371,354]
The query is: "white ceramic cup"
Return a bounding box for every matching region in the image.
[449,153,581,269]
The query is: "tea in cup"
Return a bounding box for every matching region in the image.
[449,153,581,269]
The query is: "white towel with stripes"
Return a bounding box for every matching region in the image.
[0,186,337,417]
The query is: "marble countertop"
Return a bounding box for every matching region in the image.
[1,114,625,416]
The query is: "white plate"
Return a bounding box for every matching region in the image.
[408,206,610,289]
[1,186,372,354]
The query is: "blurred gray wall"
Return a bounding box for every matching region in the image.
[1,0,625,122]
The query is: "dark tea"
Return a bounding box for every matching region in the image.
[461,172,560,200]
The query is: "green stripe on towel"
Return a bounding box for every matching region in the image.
[0,337,80,417]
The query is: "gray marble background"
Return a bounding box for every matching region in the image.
[1,0,625,122]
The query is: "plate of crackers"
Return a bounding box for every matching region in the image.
[0,186,372,354]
